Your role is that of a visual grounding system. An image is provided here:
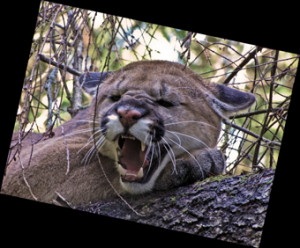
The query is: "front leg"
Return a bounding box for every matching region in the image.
[154,148,225,191]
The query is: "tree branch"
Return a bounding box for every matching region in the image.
[223,119,281,147]
[38,53,81,76]
[79,169,274,248]
[228,107,286,119]
[223,46,263,85]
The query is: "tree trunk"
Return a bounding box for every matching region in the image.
[78,169,274,247]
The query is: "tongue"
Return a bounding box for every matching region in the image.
[119,139,148,180]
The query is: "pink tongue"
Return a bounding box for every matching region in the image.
[120,139,148,176]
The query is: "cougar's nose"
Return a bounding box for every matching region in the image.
[117,106,142,128]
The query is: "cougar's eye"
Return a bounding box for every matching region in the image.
[156,99,175,108]
[108,95,121,102]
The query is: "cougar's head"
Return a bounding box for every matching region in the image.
[80,61,255,194]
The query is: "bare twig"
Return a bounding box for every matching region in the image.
[195,40,238,67]
[223,119,281,147]
[223,46,263,85]
[18,154,38,201]
[229,107,287,119]
[38,53,81,76]
[69,9,85,116]
[54,191,75,208]
[252,50,279,167]
[96,153,145,217]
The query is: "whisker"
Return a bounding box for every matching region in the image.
[54,128,94,141]
[82,136,106,165]
[148,143,155,175]
[161,137,177,174]
[95,136,106,151]
[82,145,96,166]
[70,119,101,124]
[77,140,93,155]
[142,136,152,168]
[166,137,204,179]
[53,120,102,142]
[166,130,209,148]
[156,142,162,167]
[143,132,150,145]
[77,128,104,155]
[166,130,182,146]
[78,134,103,155]
[88,128,105,142]
[165,120,218,130]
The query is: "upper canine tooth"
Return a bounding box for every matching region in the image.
[141,142,146,152]
[118,163,127,176]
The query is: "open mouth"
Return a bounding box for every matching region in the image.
[117,134,164,183]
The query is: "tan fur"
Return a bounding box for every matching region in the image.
[1,61,255,206]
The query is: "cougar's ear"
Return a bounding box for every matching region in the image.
[207,84,256,118]
[79,71,110,96]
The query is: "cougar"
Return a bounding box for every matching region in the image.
[1,60,255,206]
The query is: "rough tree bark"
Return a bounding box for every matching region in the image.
[78,169,275,248]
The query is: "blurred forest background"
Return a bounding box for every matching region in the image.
[11,1,299,175]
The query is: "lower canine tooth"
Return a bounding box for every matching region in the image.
[137,167,144,178]
[141,142,146,152]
